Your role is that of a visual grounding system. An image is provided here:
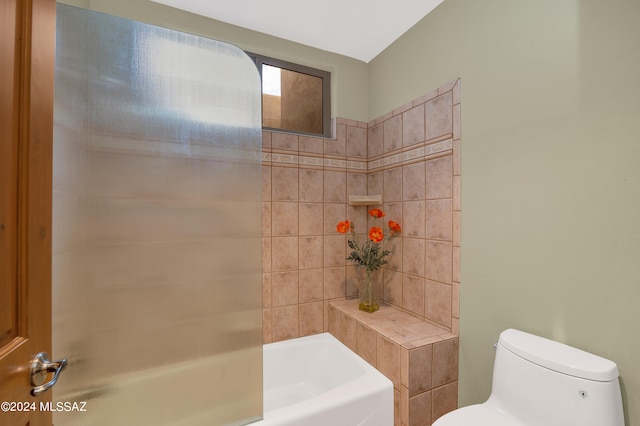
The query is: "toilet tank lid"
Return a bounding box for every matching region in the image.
[499,329,619,382]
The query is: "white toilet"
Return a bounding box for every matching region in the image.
[433,328,625,426]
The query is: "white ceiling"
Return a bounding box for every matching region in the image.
[151,0,444,63]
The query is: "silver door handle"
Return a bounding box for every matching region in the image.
[30,352,68,396]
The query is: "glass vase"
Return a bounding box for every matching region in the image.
[357,267,381,313]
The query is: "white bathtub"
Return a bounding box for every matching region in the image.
[55,333,392,425]
[259,332,394,426]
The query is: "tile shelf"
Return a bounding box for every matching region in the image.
[348,194,383,205]
[328,299,458,426]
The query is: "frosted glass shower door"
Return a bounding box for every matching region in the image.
[53,5,262,425]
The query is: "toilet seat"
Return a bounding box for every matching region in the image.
[433,404,526,426]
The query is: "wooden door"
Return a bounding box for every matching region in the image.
[0,0,56,425]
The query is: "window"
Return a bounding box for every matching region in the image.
[249,53,331,138]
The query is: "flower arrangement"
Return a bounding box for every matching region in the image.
[337,208,401,312]
[336,208,401,272]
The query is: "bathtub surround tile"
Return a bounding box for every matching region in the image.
[403,162,426,201]
[272,271,298,307]
[425,280,452,328]
[453,211,461,248]
[272,305,299,341]
[272,202,298,236]
[271,237,298,272]
[403,104,425,148]
[409,345,433,396]
[383,166,403,202]
[341,312,357,351]
[453,175,461,212]
[325,126,346,156]
[425,93,453,141]
[401,347,410,389]
[299,268,323,302]
[328,303,341,336]
[347,125,368,158]
[324,170,347,203]
[425,241,453,284]
[400,386,409,426]
[323,235,346,268]
[299,301,323,336]
[403,200,426,238]
[432,338,459,388]
[299,203,323,236]
[385,241,402,276]
[323,266,346,300]
[425,156,452,200]
[377,335,401,389]
[409,391,432,426]
[299,236,323,269]
[452,104,461,143]
[299,135,324,155]
[451,318,459,336]
[394,388,401,426]
[323,203,346,235]
[368,170,383,197]
[345,264,359,298]
[299,169,324,202]
[347,171,367,197]
[425,199,453,241]
[346,206,368,236]
[402,274,425,318]
[264,80,461,425]
[271,132,299,151]
[384,114,403,153]
[329,300,457,426]
[356,322,377,366]
[452,282,460,319]
[452,138,461,177]
[272,166,299,201]
[384,269,403,306]
[402,104,425,147]
[262,130,272,149]
[368,123,384,158]
[403,238,425,277]
[452,247,460,284]
[432,382,458,423]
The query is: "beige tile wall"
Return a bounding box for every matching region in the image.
[262,78,461,343]
[329,299,459,425]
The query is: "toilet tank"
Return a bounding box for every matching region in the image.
[487,329,624,426]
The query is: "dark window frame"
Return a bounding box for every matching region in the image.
[248,52,332,138]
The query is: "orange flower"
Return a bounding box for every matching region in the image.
[368,227,384,243]
[388,220,401,234]
[336,220,351,234]
[368,208,385,218]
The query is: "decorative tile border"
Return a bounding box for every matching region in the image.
[263,138,452,172]
[263,151,367,171]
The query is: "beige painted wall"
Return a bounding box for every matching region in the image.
[57,0,369,122]
[370,0,640,424]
